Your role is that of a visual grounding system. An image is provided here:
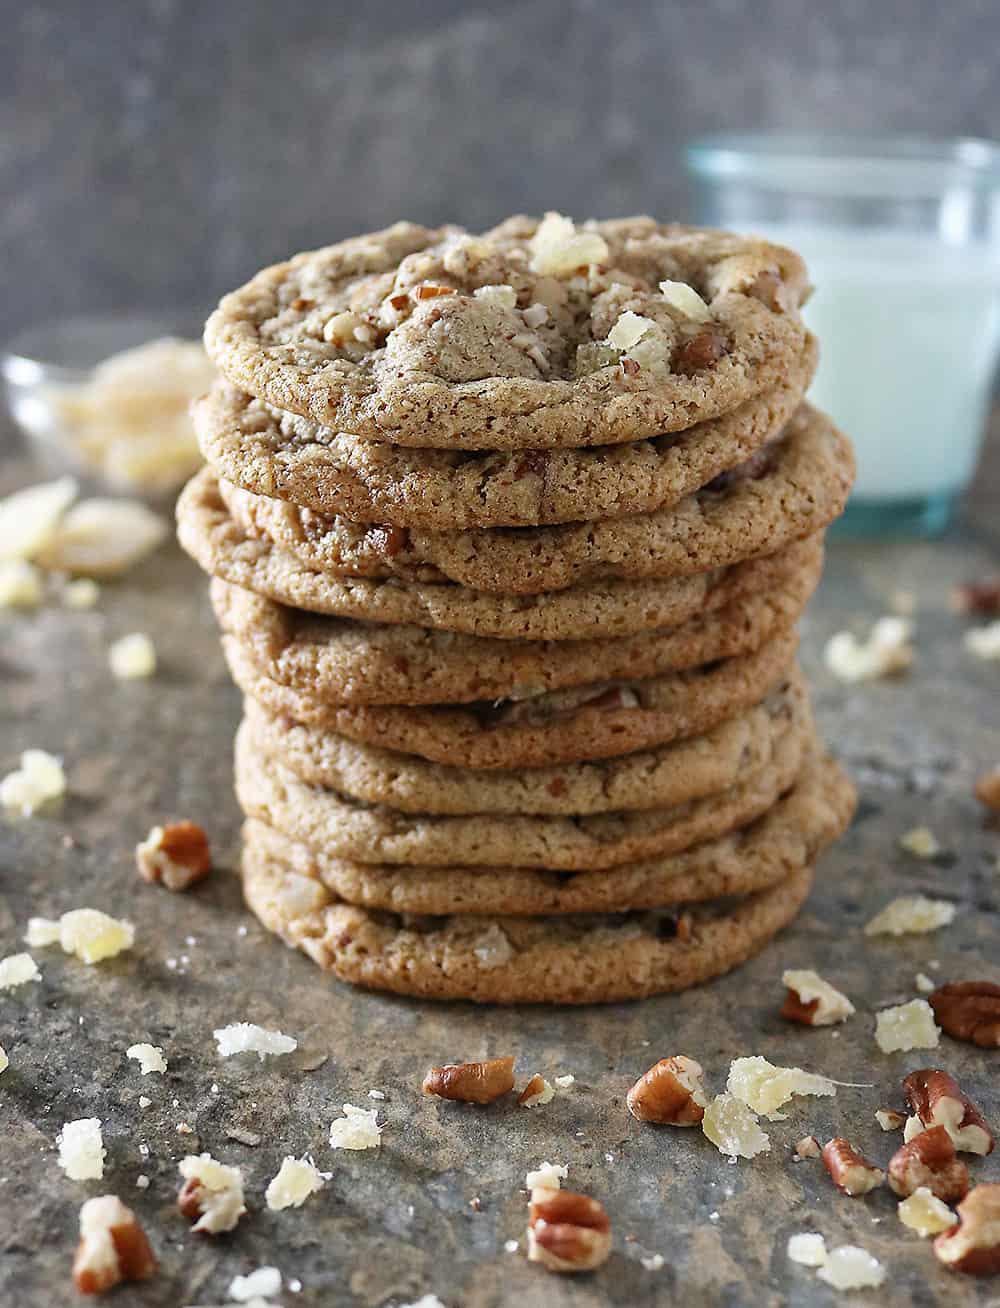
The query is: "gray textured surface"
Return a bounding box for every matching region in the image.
[5,0,1000,344]
[1,440,999,1303]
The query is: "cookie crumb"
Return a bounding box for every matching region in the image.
[58,1118,105,1180]
[126,1044,167,1076]
[899,826,941,858]
[329,1104,381,1151]
[213,1022,296,1061]
[0,952,41,991]
[875,1000,941,1053]
[787,1232,827,1267]
[0,559,44,608]
[824,617,913,682]
[1,749,66,816]
[964,621,1000,660]
[865,895,955,936]
[109,632,156,680]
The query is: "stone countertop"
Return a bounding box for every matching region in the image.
[1,466,998,1306]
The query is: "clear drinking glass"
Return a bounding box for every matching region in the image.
[685,134,1000,536]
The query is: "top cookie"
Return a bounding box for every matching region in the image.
[204,215,810,450]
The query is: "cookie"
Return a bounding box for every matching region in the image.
[180,469,821,639]
[241,851,814,1004]
[194,336,815,528]
[204,215,810,450]
[240,671,808,815]
[234,713,811,871]
[242,753,853,917]
[206,403,850,595]
[223,627,799,769]
[210,552,819,706]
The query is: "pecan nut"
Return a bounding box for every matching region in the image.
[781,969,855,1026]
[876,1109,906,1132]
[73,1195,157,1294]
[952,578,1000,615]
[888,1125,971,1202]
[903,1069,994,1156]
[527,1188,611,1273]
[933,1184,1000,1276]
[794,1135,821,1160]
[929,982,1000,1048]
[672,327,729,375]
[422,1056,515,1104]
[135,821,211,892]
[821,1138,885,1196]
[626,1055,707,1125]
[975,768,1000,812]
[519,1073,554,1107]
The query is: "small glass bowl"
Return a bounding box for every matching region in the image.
[3,312,211,500]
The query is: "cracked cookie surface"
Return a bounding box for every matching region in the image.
[205,215,810,449]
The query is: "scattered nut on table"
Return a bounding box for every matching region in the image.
[902,1069,994,1155]
[821,1138,885,1196]
[887,1125,970,1202]
[626,1055,708,1125]
[135,821,212,891]
[929,982,1000,1048]
[422,1056,516,1104]
[933,1184,1000,1276]
[527,1188,612,1273]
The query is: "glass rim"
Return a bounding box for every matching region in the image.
[685,133,1000,193]
[2,311,203,386]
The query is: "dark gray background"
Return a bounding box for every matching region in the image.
[5,0,998,342]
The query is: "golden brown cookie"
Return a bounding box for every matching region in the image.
[223,628,800,769]
[233,713,812,870]
[204,215,809,449]
[241,753,854,917]
[203,404,850,595]
[209,550,819,706]
[194,335,815,527]
[239,671,809,815]
[241,852,816,1004]
[179,468,821,639]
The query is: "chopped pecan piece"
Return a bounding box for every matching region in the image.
[414,284,456,300]
[974,767,1000,813]
[781,969,854,1026]
[422,1056,515,1104]
[513,451,548,481]
[888,1125,970,1202]
[745,269,785,311]
[73,1195,157,1295]
[368,525,411,559]
[933,1184,1000,1276]
[518,1073,554,1107]
[627,1055,707,1125]
[876,1109,906,1132]
[903,1069,994,1155]
[929,981,1000,1048]
[951,578,1000,615]
[528,1188,611,1273]
[822,1138,885,1196]
[135,821,211,892]
[672,327,728,376]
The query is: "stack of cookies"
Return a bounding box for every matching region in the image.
[178,214,857,1004]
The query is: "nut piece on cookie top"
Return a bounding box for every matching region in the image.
[204,215,810,449]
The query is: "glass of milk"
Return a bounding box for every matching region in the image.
[685,135,1000,535]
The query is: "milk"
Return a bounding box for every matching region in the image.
[758,226,1000,503]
